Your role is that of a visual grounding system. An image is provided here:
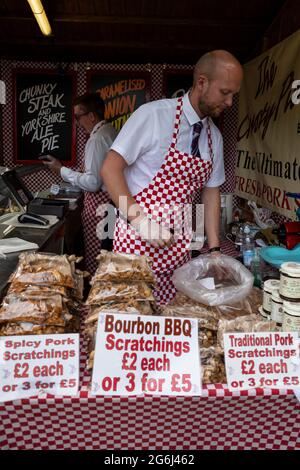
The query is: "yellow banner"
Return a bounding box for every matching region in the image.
[236,29,300,220]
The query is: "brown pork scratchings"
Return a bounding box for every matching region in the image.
[217,314,277,350]
[0,322,65,336]
[200,347,226,384]
[0,294,71,326]
[86,281,155,304]
[10,252,74,288]
[93,250,156,284]
[85,301,154,325]
[161,305,219,331]
[7,283,69,297]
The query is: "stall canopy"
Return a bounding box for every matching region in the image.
[0,0,288,64]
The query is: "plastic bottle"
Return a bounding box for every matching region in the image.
[235,225,244,252]
[242,225,255,268]
[250,248,262,287]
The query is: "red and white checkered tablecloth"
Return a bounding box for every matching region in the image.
[1,325,300,451]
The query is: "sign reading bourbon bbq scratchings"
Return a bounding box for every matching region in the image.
[14,70,76,165]
[91,313,201,396]
[88,71,151,131]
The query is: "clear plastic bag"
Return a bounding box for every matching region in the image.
[0,293,71,326]
[93,250,156,284]
[85,300,154,325]
[7,283,69,298]
[9,252,74,288]
[86,281,155,305]
[172,254,254,306]
[0,322,65,336]
[217,314,277,350]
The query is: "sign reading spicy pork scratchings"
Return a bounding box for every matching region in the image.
[0,334,80,402]
[91,313,201,396]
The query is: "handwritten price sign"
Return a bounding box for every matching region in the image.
[224,332,300,391]
[0,334,79,402]
[91,313,201,396]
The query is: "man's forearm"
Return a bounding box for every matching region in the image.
[101,150,144,222]
[101,150,178,249]
[201,186,221,249]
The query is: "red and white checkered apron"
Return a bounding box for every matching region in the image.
[82,190,111,276]
[114,97,214,304]
[81,121,111,276]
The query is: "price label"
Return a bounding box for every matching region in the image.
[0,334,79,402]
[224,332,300,391]
[91,313,201,396]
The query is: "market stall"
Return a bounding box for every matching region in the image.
[1,249,299,451]
[1,341,299,450]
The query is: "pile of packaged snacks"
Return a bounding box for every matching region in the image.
[0,253,84,336]
[217,314,277,350]
[85,250,157,371]
[162,287,275,384]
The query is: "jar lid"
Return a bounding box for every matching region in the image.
[258,306,268,318]
[283,300,300,315]
[264,279,280,292]
[271,289,282,303]
[280,262,300,277]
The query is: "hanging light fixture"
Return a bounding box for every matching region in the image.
[0,80,6,105]
[27,0,52,36]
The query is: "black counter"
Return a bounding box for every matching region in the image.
[0,195,83,298]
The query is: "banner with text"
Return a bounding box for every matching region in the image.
[91,313,201,396]
[236,29,300,219]
[0,334,79,402]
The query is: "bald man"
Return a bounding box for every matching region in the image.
[101,50,243,305]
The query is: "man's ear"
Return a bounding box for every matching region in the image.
[197,74,208,92]
[90,111,98,123]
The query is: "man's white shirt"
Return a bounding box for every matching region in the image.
[61,121,118,192]
[111,93,225,196]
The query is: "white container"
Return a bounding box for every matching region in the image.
[221,193,233,224]
[280,262,300,300]
[263,279,280,315]
[258,305,268,320]
[271,289,283,325]
[282,301,300,334]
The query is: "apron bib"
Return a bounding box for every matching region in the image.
[114,97,213,304]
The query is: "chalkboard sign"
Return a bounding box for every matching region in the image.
[163,69,193,98]
[88,71,151,131]
[14,70,76,165]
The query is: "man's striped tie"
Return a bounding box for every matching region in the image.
[191,121,203,157]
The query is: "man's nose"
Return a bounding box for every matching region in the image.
[224,95,233,107]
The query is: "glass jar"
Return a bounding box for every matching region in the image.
[263,279,280,316]
[280,262,300,300]
[282,300,300,334]
[271,289,283,326]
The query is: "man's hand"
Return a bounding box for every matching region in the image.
[131,215,175,249]
[40,155,62,175]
